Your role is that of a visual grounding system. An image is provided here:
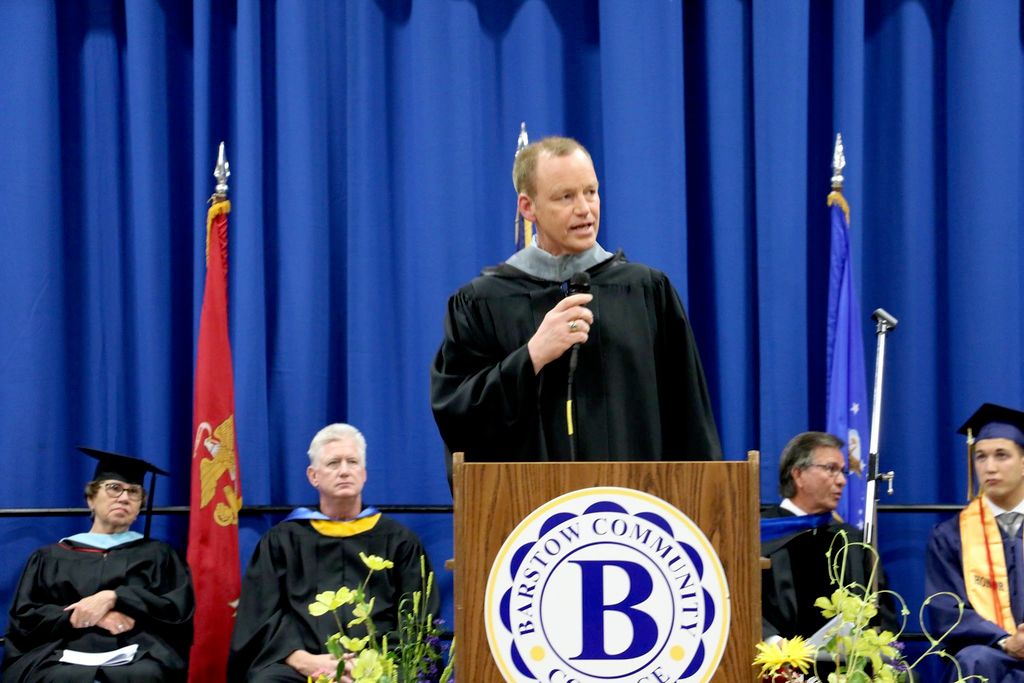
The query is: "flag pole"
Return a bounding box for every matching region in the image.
[826,133,868,529]
[825,133,899,593]
[828,131,901,552]
[187,141,241,682]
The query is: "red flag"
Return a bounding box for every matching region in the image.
[187,199,242,681]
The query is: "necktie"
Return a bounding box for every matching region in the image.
[998,511,1024,538]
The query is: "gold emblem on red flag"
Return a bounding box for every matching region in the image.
[193,416,242,527]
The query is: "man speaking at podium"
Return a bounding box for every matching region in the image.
[430,136,721,464]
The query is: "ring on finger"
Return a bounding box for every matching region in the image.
[568,320,579,332]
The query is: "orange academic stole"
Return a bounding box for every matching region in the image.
[960,497,1015,629]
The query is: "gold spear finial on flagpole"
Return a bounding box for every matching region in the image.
[212,141,230,202]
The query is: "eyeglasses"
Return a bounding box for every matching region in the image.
[103,482,144,500]
[807,463,850,479]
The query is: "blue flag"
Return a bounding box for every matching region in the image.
[826,193,870,529]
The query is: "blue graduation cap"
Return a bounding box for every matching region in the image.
[959,403,1024,500]
[958,403,1024,448]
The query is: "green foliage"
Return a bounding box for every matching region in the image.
[754,530,986,683]
[306,553,455,683]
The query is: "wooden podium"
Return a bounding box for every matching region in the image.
[452,452,760,682]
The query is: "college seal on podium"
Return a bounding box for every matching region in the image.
[485,487,730,682]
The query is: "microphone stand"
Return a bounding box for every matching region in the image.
[862,308,898,587]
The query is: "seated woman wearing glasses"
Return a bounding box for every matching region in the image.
[2,448,194,682]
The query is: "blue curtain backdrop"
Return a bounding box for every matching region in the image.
[1,0,1023,660]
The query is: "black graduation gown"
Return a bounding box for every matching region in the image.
[2,537,195,682]
[761,505,897,640]
[227,516,439,682]
[431,251,722,464]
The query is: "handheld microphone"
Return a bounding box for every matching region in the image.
[566,272,591,460]
[567,271,591,297]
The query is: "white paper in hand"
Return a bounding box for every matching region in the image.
[808,615,854,661]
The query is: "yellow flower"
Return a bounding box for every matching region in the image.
[348,597,376,628]
[360,552,394,571]
[308,587,355,616]
[753,636,815,676]
[339,635,370,652]
[351,649,384,683]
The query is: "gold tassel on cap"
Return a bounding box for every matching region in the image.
[967,427,976,501]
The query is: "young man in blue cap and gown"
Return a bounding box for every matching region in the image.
[926,403,1024,681]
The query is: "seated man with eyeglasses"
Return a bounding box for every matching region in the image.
[760,431,896,643]
[2,447,194,682]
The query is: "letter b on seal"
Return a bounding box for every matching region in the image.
[570,560,658,660]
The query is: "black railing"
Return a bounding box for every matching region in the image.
[0,502,967,518]
[0,504,455,518]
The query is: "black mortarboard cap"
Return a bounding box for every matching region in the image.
[958,403,1024,448]
[79,446,168,485]
[78,446,168,537]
